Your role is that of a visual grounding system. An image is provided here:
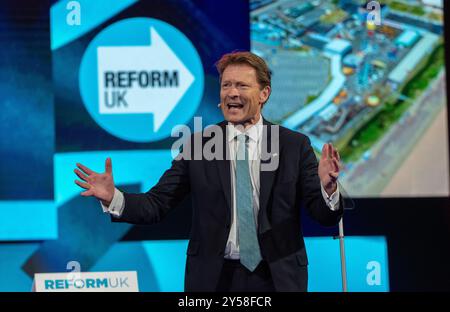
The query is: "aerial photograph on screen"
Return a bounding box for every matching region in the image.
[251,0,449,197]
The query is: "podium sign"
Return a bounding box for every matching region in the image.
[33,271,139,292]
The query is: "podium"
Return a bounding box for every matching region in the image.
[32,271,139,292]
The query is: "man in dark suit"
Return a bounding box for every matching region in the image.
[74,51,343,292]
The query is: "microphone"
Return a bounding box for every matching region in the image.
[217,103,221,108]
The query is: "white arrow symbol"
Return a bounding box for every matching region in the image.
[97,27,195,131]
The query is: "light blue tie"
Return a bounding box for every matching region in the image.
[236,134,262,271]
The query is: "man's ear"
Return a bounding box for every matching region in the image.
[259,86,271,105]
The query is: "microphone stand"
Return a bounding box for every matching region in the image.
[334,181,353,292]
[337,217,348,292]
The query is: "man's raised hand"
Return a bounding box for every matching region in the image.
[318,143,341,196]
[74,157,115,206]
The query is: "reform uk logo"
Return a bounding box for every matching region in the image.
[79,17,204,142]
[33,271,139,292]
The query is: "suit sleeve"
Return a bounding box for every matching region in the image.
[299,136,343,226]
[112,157,190,225]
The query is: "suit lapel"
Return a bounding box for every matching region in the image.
[258,119,278,234]
[215,121,232,220]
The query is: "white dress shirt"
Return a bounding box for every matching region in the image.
[101,115,340,259]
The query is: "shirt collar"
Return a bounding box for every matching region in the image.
[227,114,263,143]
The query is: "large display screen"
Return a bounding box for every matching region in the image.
[251,0,449,197]
[0,0,448,292]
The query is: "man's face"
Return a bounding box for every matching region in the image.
[219,64,270,125]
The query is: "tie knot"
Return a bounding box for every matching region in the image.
[237,133,249,144]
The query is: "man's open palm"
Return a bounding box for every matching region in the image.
[74,158,115,206]
[318,143,341,195]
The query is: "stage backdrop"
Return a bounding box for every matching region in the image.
[2,0,450,291]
